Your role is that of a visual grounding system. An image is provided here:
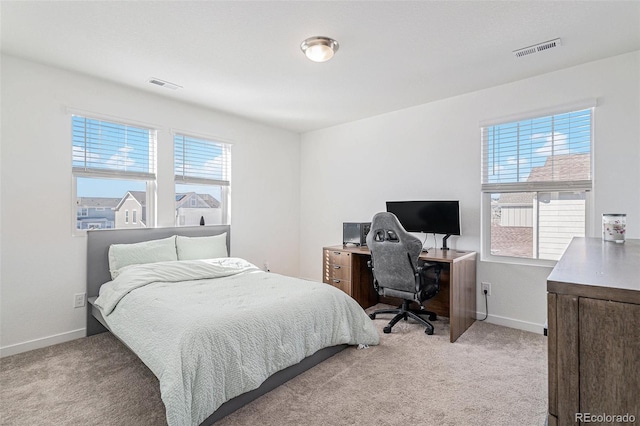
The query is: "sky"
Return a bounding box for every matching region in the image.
[73,116,225,200]
[485,109,591,184]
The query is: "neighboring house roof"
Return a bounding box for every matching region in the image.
[490,224,533,258]
[176,192,220,209]
[110,191,220,212]
[115,191,146,211]
[128,191,147,207]
[199,193,221,208]
[527,153,590,182]
[77,217,111,223]
[77,197,121,208]
[497,192,534,205]
[496,153,589,205]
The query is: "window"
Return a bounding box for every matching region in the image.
[174,134,231,226]
[72,115,156,233]
[481,106,593,262]
[132,209,137,224]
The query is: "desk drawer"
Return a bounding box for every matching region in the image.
[324,249,351,267]
[324,278,352,295]
[324,264,351,281]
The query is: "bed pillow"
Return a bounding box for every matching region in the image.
[176,233,228,261]
[108,235,177,279]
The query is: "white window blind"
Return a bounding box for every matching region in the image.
[72,115,156,180]
[174,134,231,186]
[481,108,592,193]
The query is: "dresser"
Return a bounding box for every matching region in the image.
[547,238,640,426]
[323,245,476,343]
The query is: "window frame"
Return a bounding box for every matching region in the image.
[71,111,157,236]
[480,102,596,266]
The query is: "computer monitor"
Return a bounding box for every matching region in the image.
[386,200,461,250]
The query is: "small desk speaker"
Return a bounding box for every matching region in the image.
[343,222,371,246]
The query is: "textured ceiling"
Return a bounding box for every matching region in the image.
[2,1,639,133]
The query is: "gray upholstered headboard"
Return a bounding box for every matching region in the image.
[86,225,230,299]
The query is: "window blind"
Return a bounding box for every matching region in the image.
[481,108,592,193]
[72,115,156,179]
[174,134,231,186]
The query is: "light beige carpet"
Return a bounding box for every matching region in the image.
[0,305,547,426]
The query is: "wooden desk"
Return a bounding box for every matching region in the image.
[323,245,476,343]
[547,237,640,426]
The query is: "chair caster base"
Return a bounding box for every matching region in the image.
[369,302,437,336]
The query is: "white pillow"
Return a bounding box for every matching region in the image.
[176,233,228,261]
[108,235,177,279]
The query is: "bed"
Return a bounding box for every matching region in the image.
[86,226,379,426]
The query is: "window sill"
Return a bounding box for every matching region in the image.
[480,253,557,268]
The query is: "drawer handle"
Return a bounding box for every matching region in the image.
[333,251,341,255]
[332,279,341,283]
[333,265,341,269]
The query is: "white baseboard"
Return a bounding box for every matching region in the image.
[303,280,546,336]
[0,328,86,358]
[475,312,545,335]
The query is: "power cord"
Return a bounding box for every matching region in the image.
[421,232,428,251]
[479,289,489,321]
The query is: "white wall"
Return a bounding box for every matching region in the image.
[0,55,301,356]
[300,51,640,333]
[2,51,638,355]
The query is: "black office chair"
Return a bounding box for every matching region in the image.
[366,212,442,335]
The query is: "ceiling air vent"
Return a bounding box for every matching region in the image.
[513,38,562,58]
[147,78,182,90]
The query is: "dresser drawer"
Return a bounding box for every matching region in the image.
[324,249,351,267]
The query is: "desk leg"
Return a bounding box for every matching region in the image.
[351,253,379,309]
[449,254,476,342]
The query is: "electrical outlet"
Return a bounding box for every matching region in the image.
[481,282,491,296]
[73,292,86,308]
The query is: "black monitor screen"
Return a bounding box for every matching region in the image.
[386,201,461,235]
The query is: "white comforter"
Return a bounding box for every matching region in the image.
[94,258,379,426]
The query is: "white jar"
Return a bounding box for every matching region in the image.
[602,214,626,243]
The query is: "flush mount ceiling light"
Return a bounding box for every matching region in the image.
[300,36,339,62]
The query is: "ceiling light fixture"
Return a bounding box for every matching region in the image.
[300,36,339,62]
